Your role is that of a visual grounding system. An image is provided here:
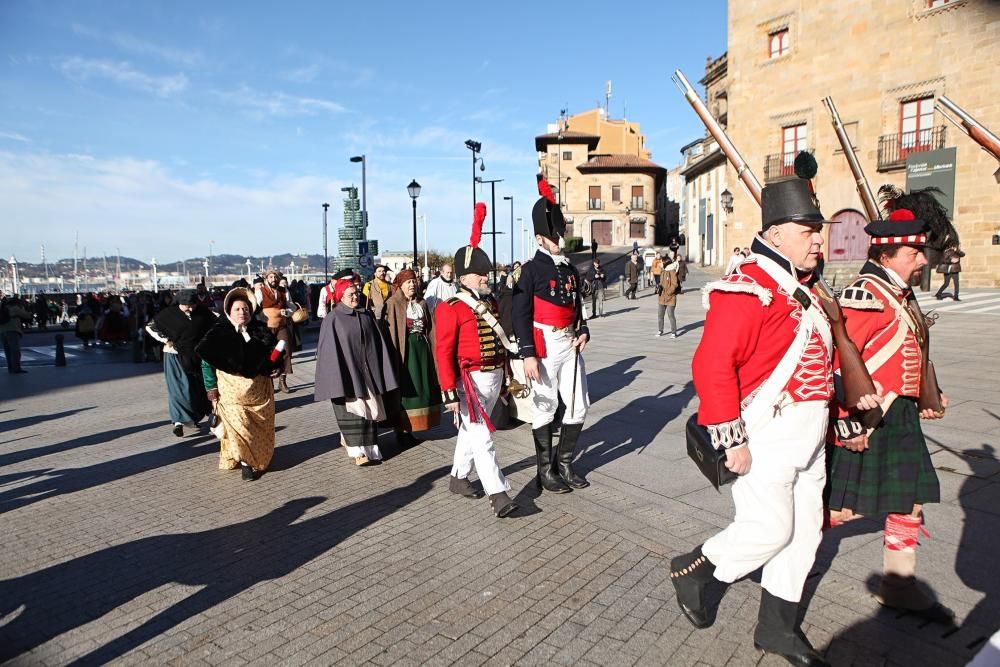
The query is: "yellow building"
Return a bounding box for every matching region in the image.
[724,0,1000,286]
[535,108,670,248]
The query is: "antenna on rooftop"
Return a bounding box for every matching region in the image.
[605,80,612,119]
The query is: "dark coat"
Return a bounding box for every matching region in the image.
[625,260,640,284]
[152,304,216,373]
[936,246,964,274]
[195,318,277,379]
[313,303,399,402]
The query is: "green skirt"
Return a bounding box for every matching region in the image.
[826,397,940,516]
[398,332,441,432]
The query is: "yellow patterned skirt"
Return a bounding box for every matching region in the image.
[215,371,275,472]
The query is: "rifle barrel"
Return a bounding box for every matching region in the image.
[822,96,881,221]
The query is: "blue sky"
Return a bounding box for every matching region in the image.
[0,1,727,266]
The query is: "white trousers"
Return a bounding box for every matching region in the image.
[702,400,829,603]
[452,369,510,495]
[530,327,589,429]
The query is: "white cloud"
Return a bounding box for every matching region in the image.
[215,85,347,118]
[58,57,188,97]
[0,132,31,143]
[71,23,203,67]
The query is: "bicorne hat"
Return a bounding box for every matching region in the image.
[332,268,353,281]
[864,208,928,246]
[531,176,566,240]
[761,178,835,230]
[454,203,493,277]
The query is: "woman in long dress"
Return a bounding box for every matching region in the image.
[196,287,281,481]
[314,278,399,466]
[385,269,441,446]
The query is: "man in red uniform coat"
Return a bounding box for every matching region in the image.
[670,179,881,667]
[435,204,518,518]
[827,206,952,621]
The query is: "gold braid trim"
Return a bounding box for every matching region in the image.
[670,555,707,579]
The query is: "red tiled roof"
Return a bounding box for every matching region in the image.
[577,154,665,173]
[534,130,600,151]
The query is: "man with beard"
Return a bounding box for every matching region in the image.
[424,262,457,316]
[256,270,294,393]
[826,207,952,621]
[435,203,518,518]
[364,265,392,321]
[514,177,591,495]
[672,179,881,666]
[145,289,217,436]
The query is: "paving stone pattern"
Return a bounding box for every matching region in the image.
[1,266,998,666]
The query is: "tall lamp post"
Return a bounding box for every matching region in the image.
[349,155,368,238]
[476,177,503,284]
[10,256,18,295]
[518,218,525,261]
[464,139,484,210]
[322,202,330,281]
[407,179,421,270]
[503,195,514,267]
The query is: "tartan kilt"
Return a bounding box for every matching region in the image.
[825,397,940,516]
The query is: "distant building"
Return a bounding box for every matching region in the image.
[724,0,1000,286]
[377,252,416,277]
[334,187,378,275]
[535,108,671,249]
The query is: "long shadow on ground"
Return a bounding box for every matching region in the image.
[0,466,448,664]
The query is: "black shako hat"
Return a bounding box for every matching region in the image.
[532,176,566,240]
[176,289,198,305]
[864,208,928,246]
[455,202,493,277]
[761,179,835,230]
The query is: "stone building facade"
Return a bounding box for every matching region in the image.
[724,0,1000,286]
[535,109,669,249]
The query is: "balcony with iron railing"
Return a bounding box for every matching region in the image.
[764,149,814,182]
[876,126,946,172]
[631,196,645,210]
[588,198,603,210]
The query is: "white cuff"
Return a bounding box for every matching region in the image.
[706,418,748,450]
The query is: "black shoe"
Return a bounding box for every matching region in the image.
[14,368,28,374]
[241,464,256,481]
[172,423,184,437]
[935,293,945,300]
[754,590,829,666]
[953,296,961,301]
[449,475,485,499]
[488,491,518,518]
[670,546,716,629]
[532,427,571,493]
[556,423,590,489]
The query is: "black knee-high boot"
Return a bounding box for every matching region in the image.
[556,423,589,488]
[533,426,571,493]
[753,589,829,666]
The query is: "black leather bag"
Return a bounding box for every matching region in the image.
[685,414,738,491]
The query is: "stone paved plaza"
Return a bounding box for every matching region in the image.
[2,267,999,666]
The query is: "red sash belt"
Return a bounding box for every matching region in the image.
[531,297,575,359]
[460,360,496,433]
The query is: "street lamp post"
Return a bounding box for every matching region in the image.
[322,202,330,282]
[477,177,503,284]
[151,257,158,292]
[349,155,368,238]
[518,218,525,261]
[407,179,421,270]
[503,195,514,267]
[245,258,252,282]
[464,139,484,210]
[10,256,18,296]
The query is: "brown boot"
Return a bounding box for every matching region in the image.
[875,513,954,622]
[278,376,290,393]
[488,491,518,518]
[449,475,485,499]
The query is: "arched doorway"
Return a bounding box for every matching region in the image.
[827,209,868,262]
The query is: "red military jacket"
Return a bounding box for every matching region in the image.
[831,261,923,442]
[433,287,505,403]
[692,240,834,448]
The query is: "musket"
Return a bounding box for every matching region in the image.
[672,69,763,205]
[936,95,1000,184]
[671,68,882,427]
[822,96,882,221]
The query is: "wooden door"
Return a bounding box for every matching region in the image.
[827,209,868,262]
[591,219,612,246]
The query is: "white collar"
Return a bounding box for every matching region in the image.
[539,246,570,265]
[882,265,909,290]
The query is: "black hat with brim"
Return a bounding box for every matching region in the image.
[332,268,353,280]
[761,179,836,230]
[176,289,198,305]
[865,209,928,246]
[532,196,566,240]
[454,246,492,277]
